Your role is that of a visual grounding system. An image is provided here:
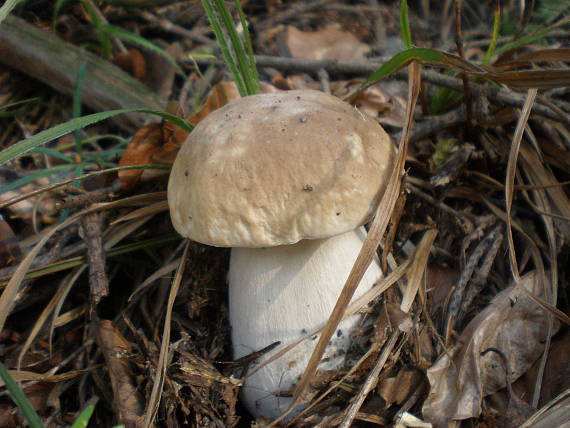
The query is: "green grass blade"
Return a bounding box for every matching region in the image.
[213,0,259,95]
[29,147,75,163]
[483,0,501,64]
[0,0,22,25]
[399,0,413,48]
[73,61,88,161]
[80,0,112,58]
[52,0,75,30]
[0,361,44,428]
[0,164,77,195]
[235,0,260,93]
[0,109,192,165]
[201,0,247,95]
[99,24,186,77]
[358,48,443,91]
[70,405,95,428]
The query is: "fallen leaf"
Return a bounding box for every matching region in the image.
[378,367,423,405]
[422,271,559,427]
[187,81,241,126]
[118,121,170,192]
[188,81,279,126]
[280,24,370,62]
[333,81,407,128]
[113,49,146,82]
[0,214,21,265]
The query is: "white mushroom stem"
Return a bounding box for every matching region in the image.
[229,227,382,419]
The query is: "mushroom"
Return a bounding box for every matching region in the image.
[167,90,395,419]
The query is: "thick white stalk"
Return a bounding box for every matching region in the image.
[229,227,382,419]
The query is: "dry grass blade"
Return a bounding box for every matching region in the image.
[0,207,96,334]
[127,258,180,303]
[0,369,87,388]
[339,332,400,428]
[111,200,169,224]
[401,229,437,313]
[521,287,570,326]
[281,62,421,422]
[498,48,570,66]
[289,344,382,425]
[0,167,166,211]
[477,69,570,89]
[481,196,547,294]
[519,389,570,428]
[339,228,436,427]
[505,88,538,282]
[251,257,412,379]
[143,240,190,427]
[17,266,86,371]
[16,213,156,370]
[519,143,570,241]
[518,140,560,407]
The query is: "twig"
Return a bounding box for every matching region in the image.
[406,182,476,228]
[316,68,331,94]
[138,11,216,46]
[257,0,337,30]
[80,212,109,305]
[398,108,466,142]
[190,55,570,126]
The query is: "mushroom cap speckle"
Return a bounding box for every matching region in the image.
[168,89,395,247]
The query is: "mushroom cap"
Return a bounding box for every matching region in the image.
[168,89,395,247]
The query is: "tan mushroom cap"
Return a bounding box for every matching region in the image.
[168,89,395,248]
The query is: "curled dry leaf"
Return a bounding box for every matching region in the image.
[113,49,147,82]
[422,271,559,427]
[379,367,423,405]
[187,81,241,126]
[118,119,185,191]
[0,214,21,265]
[337,82,407,128]
[280,24,370,62]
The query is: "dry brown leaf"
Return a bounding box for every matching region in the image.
[333,81,407,128]
[279,77,407,127]
[188,81,279,126]
[187,81,241,126]
[118,117,188,191]
[520,389,570,428]
[422,271,559,427]
[280,25,370,62]
[0,383,52,425]
[378,368,423,405]
[516,329,570,407]
[0,215,21,265]
[113,49,147,82]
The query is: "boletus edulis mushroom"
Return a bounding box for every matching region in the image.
[167,89,395,419]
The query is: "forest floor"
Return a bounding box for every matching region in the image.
[0,0,569,427]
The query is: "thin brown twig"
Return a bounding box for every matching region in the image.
[189,55,570,126]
